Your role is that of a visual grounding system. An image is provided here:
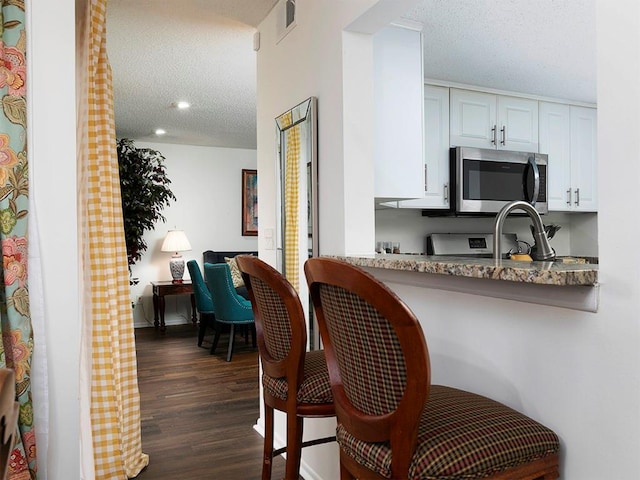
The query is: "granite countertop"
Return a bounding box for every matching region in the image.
[334,254,598,286]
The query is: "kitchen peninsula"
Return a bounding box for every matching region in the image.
[334,254,599,312]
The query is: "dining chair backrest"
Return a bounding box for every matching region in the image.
[236,255,306,388]
[186,260,214,314]
[304,257,430,444]
[204,263,253,323]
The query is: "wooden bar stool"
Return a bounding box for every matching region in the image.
[237,255,335,480]
[305,257,560,480]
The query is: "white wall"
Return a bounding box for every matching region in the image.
[256,2,640,480]
[129,142,257,328]
[31,0,80,478]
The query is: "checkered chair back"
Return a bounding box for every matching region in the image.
[305,257,431,443]
[236,255,306,391]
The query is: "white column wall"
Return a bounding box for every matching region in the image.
[30,0,80,478]
[255,2,384,478]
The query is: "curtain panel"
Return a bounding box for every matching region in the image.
[282,113,301,292]
[0,1,37,478]
[77,0,148,477]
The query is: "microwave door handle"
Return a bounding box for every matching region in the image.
[526,156,540,205]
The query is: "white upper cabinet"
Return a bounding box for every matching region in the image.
[373,25,425,201]
[539,102,597,212]
[570,107,597,211]
[539,102,572,210]
[450,88,539,152]
[392,84,450,209]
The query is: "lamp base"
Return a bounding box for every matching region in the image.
[169,254,185,283]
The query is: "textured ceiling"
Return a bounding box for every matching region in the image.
[106,0,278,149]
[403,0,596,104]
[107,0,596,150]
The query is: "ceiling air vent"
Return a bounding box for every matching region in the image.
[276,0,296,44]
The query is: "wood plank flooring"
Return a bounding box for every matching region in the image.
[132,323,291,479]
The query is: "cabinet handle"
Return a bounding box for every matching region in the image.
[424,164,428,192]
[491,125,497,145]
[500,126,506,145]
[566,188,572,206]
[444,183,449,202]
[575,188,580,206]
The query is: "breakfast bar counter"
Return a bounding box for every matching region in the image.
[332,254,599,312]
[334,254,598,286]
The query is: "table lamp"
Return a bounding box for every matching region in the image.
[161,229,192,283]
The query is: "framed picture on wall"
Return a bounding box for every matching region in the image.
[242,169,258,236]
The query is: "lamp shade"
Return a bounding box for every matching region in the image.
[161,230,192,253]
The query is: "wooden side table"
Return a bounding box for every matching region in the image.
[151,280,197,332]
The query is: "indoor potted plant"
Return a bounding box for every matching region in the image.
[117,138,176,284]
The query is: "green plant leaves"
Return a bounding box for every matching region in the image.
[117,138,176,267]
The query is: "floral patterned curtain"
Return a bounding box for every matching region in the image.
[0,1,36,479]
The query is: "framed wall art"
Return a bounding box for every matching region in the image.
[242,169,258,236]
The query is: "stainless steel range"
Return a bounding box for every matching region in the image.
[426,233,520,258]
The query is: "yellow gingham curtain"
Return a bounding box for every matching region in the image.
[281,113,301,291]
[78,0,148,477]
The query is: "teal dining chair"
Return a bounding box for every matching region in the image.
[186,260,216,348]
[204,263,256,361]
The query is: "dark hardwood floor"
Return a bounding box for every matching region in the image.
[133,323,291,479]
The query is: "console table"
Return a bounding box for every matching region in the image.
[151,280,197,332]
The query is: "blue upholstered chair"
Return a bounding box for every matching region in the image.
[204,263,255,361]
[186,260,216,348]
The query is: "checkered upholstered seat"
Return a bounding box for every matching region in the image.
[305,257,560,480]
[236,255,335,480]
[262,349,333,404]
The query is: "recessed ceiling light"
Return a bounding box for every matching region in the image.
[155,129,166,135]
[176,101,190,109]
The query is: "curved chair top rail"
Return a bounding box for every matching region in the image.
[304,257,431,443]
[236,255,307,385]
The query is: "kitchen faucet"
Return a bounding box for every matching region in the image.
[493,200,556,261]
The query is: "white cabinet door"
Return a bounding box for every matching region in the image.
[451,89,538,152]
[497,95,539,152]
[570,106,597,211]
[450,89,496,149]
[539,102,597,212]
[373,26,424,201]
[539,102,572,210]
[394,85,450,209]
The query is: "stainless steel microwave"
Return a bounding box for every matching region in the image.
[449,147,548,215]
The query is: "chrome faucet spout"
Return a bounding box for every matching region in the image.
[493,200,556,261]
